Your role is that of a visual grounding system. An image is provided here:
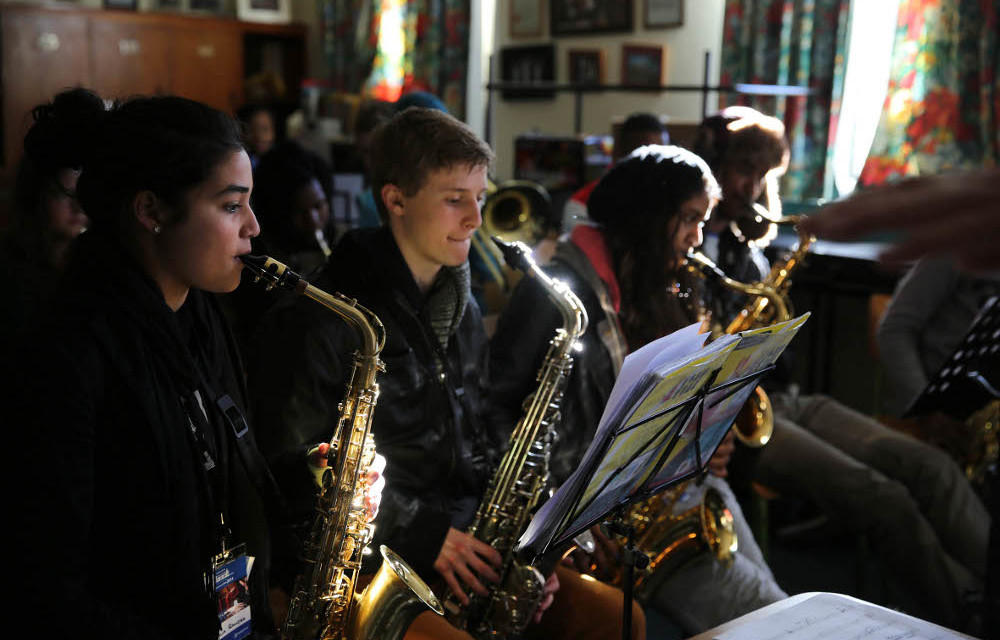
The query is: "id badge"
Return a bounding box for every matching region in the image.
[212,543,254,640]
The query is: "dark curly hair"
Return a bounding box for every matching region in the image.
[588,145,719,347]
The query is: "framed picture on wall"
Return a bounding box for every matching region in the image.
[568,49,605,86]
[551,0,632,36]
[511,0,543,37]
[501,44,556,100]
[236,0,291,23]
[645,0,684,28]
[622,44,665,87]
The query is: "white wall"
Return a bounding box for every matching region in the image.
[488,0,725,180]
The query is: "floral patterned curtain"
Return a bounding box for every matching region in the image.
[324,0,470,119]
[858,0,998,185]
[323,0,380,94]
[719,0,851,200]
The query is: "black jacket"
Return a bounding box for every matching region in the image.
[6,232,275,640]
[489,240,626,485]
[249,227,499,582]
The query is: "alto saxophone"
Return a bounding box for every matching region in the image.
[443,238,588,639]
[240,255,443,640]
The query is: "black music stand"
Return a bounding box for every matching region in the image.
[905,296,1000,420]
[516,364,775,640]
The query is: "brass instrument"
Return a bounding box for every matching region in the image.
[481,180,551,247]
[688,217,815,447]
[625,484,737,602]
[240,255,443,640]
[443,238,588,639]
[965,400,999,485]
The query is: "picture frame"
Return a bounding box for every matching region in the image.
[104,0,138,9]
[551,0,632,36]
[236,0,291,24]
[568,49,605,86]
[500,44,556,100]
[644,0,684,28]
[510,0,543,38]
[621,44,665,87]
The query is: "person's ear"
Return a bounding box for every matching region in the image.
[133,190,168,236]
[381,184,406,219]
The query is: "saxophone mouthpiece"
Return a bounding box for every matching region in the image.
[239,253,267,269]
[239,253,304,293]
[492,236,534,273]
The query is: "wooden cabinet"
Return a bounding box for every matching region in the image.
[169,26,243,113]
[0,4,306,170]
[1,9,90,171]
[90,14,171,100]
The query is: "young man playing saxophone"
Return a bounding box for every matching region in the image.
[248,107,642,639]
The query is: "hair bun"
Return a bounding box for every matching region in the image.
[23,88,105,172]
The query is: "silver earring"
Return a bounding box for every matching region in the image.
[152,224,162,235]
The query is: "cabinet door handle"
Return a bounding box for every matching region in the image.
[196,44,216,58]
[118,39,141,56]
[37,32,60,53]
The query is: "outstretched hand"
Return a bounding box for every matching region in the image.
[801,169,1000,272]
[434,527,503,605]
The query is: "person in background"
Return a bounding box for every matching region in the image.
[224,139,336,355]
[491,144,786,635]
[353,99,395,229]
[250,140,335,276]
[694,106,990,630]
[878,257,1000,417]
[237,103,277,169]
[562,112,670,232]
[0,88,104,357]
[800,166,1000,639]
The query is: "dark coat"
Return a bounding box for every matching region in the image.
[489,240,626,485]
[6,232,275,640]
[248,227,499,582]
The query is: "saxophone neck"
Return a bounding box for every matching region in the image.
[239,253,386,382]
[493,237,589,340]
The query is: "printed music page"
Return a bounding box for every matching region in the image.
[716,593,967,640]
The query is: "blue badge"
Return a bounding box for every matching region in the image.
[213,547,253,640]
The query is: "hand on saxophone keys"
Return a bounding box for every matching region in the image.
[434,528,503,604]
[306,443,386,522]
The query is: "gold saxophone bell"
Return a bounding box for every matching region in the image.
[347,546,444,639]
[617,485,738,603]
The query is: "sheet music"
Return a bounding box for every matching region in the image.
[515,315,809,558]
[597,322,706,431]
[716,593,965,640]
